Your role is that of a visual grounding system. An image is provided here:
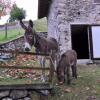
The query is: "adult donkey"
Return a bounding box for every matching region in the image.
[20,19,59,81]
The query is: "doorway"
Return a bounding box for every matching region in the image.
[71,25,90,59]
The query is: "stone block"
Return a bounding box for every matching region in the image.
[10,90,28,99]
[0,91,9,99]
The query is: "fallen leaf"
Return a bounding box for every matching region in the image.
[64,88,72,93]
[92,85,96,88]
[91,90,96,94]
[61,94,64,97]
[55,83,59,86]
[34,77,38,80]
[97,80,100,83]
[78,75,82,78]
[85,87,90,90]
[75,94,78,97]
[87,96,96,100]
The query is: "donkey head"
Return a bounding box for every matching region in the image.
[23,20,36,51]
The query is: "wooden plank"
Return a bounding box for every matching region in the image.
[0,49,50,56]
[0,83,53,90]
[49,58,55,82]
[0,65,50,70]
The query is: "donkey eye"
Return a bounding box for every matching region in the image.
[28,35,33,39]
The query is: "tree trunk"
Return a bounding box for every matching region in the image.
[48,0,71,55]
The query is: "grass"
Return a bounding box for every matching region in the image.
[0,17,47,44]
[0,77,35,85]
[0,63,100,100]
[34,17,48,32]
[0,55,100,99]
[0,29,24,43]
[30,64,100,100]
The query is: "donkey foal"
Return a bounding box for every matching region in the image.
[57,50,77,85]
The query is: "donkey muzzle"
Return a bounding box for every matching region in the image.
[25,47,30,51]
[24,42,31,51]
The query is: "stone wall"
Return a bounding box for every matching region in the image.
[48,0,100,54]
[0,37,24,51]
[0,90,32,100]
[48,0,69,54]
[0,32,47,51]
[0,32,47,100]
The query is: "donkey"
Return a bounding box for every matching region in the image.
[57,50,77,85]
[19,19,59,81]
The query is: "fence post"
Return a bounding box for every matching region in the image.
[49,57,55,82]
[5,23,7,39]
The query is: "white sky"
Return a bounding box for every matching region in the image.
[0,0,38,25]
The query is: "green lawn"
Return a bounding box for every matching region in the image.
[0,29,24,43]
[45,64,100,100]
[34,17,48,32]
[0,17,47,44]
[30,64,100,100]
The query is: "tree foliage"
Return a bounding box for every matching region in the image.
[10,5,26,20]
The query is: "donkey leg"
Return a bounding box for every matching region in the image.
[71,65,77,79]
[74,65,77,79]
[54,60,57,71]
[51,51,57,71]
[71,65,75,78]
[39,57,50,95]
[66,65,71,84]
[57,69,65,84]
[39,56,46,82]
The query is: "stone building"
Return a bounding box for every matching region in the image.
[39,0,100,60]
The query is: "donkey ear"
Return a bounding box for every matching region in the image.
[29,20,34,28]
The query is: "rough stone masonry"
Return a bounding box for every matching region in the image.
[48,0,100,55]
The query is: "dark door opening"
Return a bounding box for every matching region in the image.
[71,25,89,59]
[38,0,52,19]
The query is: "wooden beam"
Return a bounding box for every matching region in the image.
[0,65,50,70]
[0,49,50,56]
[0,83,53,90]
